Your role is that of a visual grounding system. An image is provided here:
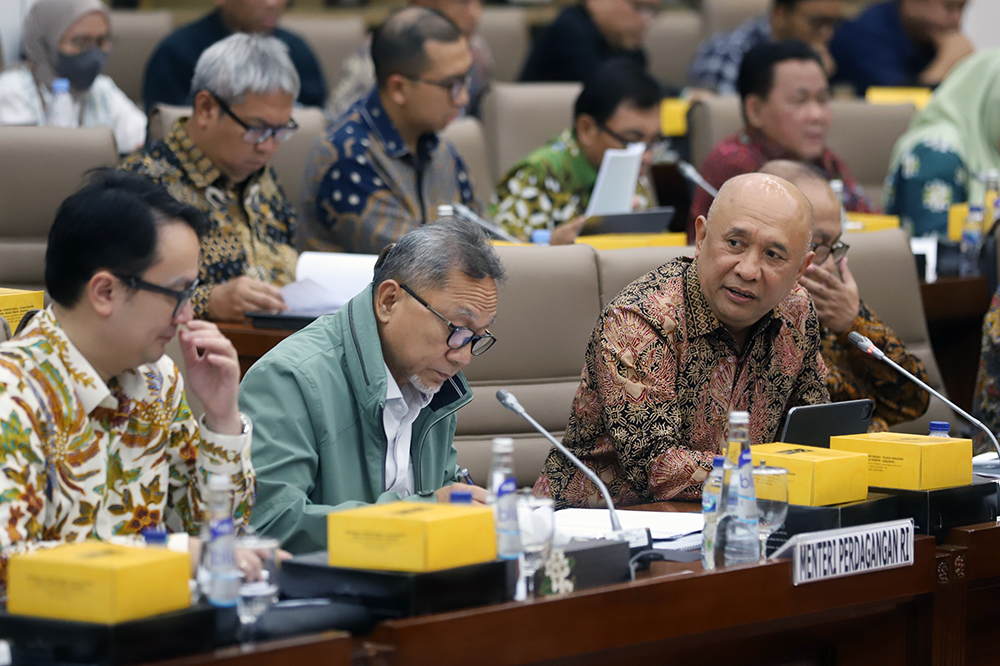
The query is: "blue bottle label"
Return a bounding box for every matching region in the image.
[497,478,516,497]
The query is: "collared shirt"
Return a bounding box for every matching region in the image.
[0,309,255,581]
[829,1,936,96]
[325,34,494,123]
[489,128,655,241]
[300,88,480,254]
[142,9,326,111]
[382,363,433,497]
[119,120,298,318]
[688,16,771,94]
[533,256,829,508]
[822,300,929,432]
[519,4,647,82]
[0,68,147,154]
[974,290,1000,450]
[690,128,876,231]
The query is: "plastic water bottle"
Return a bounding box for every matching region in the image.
[530,229,551,245]
[486,437,520,559]
[205,475,240,607]
[48,78,77,128]
[700,456,724,570]
[983,170,999,230]
[961,206,984,277]
[929,421,951,438]
[714,411,760,566]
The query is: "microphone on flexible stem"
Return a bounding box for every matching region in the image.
[438,204,524,245]
[848,331,1000,462]
[676,160,719,199]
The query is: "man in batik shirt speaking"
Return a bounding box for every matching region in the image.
[536,172,830,508]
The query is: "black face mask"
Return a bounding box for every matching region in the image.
[55,47,108,91]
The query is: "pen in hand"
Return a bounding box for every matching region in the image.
[461,468,474,485]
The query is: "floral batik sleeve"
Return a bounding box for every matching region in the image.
[884,141,967,237]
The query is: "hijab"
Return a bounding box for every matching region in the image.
[22,0,110,97]
[888,49,1000,183]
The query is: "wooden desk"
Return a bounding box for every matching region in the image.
[215,322,293,377]
[938,521,1000,666]
[149,631,355,666]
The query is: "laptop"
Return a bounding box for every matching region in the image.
[583,207,675,235]
[779,399,875,448]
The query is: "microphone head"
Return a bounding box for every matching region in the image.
[495,389,521,412]
[848,331,870,349]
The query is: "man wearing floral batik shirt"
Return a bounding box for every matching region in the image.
[0,171,255,583]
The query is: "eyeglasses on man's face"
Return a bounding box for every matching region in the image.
[115,274,199,320]
[404,70,473,104]
[209,92,299,145]
[598,123,670,153]
[400,284,496,356]
[811,239,850,264]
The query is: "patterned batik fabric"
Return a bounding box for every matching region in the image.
[488,128,654,241]
[690,128,876,231]
[533,257,829,509]
[119,120,297,318]
[822,301,930,432]
[687,16,771,95]
[974,290,1000,451]
[883,139,968,237]
[0,309,255,582]
[325,34,494,122]
[300,88,481,254]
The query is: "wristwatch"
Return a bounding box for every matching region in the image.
[239,413,251,435]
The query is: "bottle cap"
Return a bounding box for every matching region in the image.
[929,421,950,430]
[728,410,749,424]
[712,455,724,466]
[52,78,70,94]
[142,528,168,545]
[530,229,551,245]
[450,490,473,503]
[491,437,514,453]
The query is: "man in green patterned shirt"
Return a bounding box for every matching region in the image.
[489,59,662,243]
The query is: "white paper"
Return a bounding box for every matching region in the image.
[909,236,937,283]
[279,252,379,315]
[584,142,646,218]
[554,508,703,542]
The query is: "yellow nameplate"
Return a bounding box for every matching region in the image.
[7,542,190,624]
[830,432,972,490]
[752,443,869,506]
[660,98,691,137]
[864,87,933,110]
[327,501,497,572]
[0,289,43,333]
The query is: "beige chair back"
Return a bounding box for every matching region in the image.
[146,104,326,206]
[479,8,530,83]
[106,10,174,106]
[481,82,581,187]
[0,126,118,289]
[689,95,742,169]
[279,16,367,91]
[441,116,493,204]
[645,9,702,89]
[455,244,603,486]
[701,0,772,38]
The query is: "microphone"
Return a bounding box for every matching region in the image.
[675,159,719,199]
[438,204,524,245]
[848,331,1000,461]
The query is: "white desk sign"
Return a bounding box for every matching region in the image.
[776,519,915,585]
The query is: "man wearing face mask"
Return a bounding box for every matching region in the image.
[0,0,147,153]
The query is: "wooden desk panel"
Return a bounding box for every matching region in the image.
[147,630,354,666]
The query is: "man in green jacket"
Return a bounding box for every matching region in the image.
[239,219,505,553]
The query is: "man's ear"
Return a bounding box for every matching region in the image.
[575,114,598,146]
[797,249,816,280]
[694,216,709,257]
[88,271,118,318]
[744,94,766,130]
[374,279,401,324]
[384,74,410,107]
[191,90,218,129]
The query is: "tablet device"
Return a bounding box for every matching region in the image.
[779,399,875,448]
[583,207,675,235]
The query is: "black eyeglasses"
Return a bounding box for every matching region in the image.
[403,70,473,103]
[400,284,496,356]
[115,274,199,319]
[811,240,850,264]
[598,123,669,152]
[209,92,298,145]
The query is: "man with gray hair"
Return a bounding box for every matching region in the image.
[121,33,299,322]
[239,218,505,553]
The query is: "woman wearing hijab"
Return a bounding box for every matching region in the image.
[0,0,146,153]
[884,49,1000,237]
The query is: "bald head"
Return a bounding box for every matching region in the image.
[694,172,816,347]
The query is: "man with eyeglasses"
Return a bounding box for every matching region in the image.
[0,170,256,575]
[491,59,662,244]
[121,33,299,323]
[300,7,480,255]
[689,0,843,95]
[239,220,505,553]
[520,0,654,83]
[761,160,930,431]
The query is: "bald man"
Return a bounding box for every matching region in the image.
[536,173,830,508]
[760,160,929,431]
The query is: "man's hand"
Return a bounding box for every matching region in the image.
[811,41,837,78]
[921,31,974,84]
[180,320,242,435]
[799,256,861,335]
[207,276,286,322]
[435,484,488,504]
[550,216,586,245]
